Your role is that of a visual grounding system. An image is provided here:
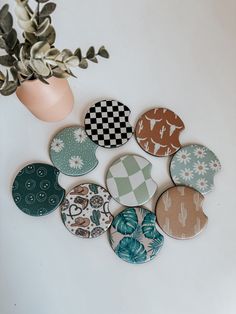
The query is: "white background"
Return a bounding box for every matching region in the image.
[1,0,236,313]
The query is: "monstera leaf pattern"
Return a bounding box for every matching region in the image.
[109,207,164,264]
[112,207,138,235]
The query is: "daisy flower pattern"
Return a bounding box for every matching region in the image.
[196,178,208,191]
[69,156,84,169]
[74,128,87,143]
[51,138,64,153]
[193,161,208,175]
[209,160,221,172]
[194,146,206,159]
[170,144,221,195]
[176,149,191,165]
[180,168,194,181]
[49,126,98,176]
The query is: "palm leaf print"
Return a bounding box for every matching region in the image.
[112,207,138,235]
[115,237,147,264]
[141,212,158,239]
[148,236,164,258]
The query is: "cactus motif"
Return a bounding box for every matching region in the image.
[178,202,187,227]
[193,192,202,211]
[144,141,149,152]
[90,210,101,226]
[194,218,201,234]
[177,186,185,196]
[138,120,144,134]
[162,191,171,211]
[159,125,166,139]
[163,217,172,235]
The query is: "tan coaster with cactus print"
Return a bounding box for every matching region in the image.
[61,183,113,238]
[155,186,207,239]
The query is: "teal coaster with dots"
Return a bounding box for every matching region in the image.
[12,163,65,216]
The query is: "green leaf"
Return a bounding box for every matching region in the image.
[0,55,16,67]
[74,48,82,61]
[18,18,37,33]
[10,67,19,82]
[0,4,9,20]
[89,184,98,194]
[40,2,56,17]
[52,67,70,78]
[65,56,79,67]
[79,58,88,69]
[30,59,50,76]
[90,210,101,226]
[86,46,95,59]
[6,29,18,49]
[0,37,7,49]
[0,12,13,33]
[24,31,37,44]
[115,237,147,264]
[98,46,109,58]
[148,236,164,258]
[89,56,98,63]
[30,41,50,58]
[0,81,17,96]
[45,48,60,59]
[39,25,56,45]
[141,212,158,239]
[35,18,50,36]
[112,207,138,235]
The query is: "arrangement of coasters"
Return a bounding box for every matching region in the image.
[11,101,221,264]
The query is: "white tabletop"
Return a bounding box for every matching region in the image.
[1,1,236,313]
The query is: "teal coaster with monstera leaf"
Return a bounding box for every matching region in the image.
[109,207,164,264]
[12,163,65,216]
[49,126,98,177]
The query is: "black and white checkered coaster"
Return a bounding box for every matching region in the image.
[84,100,133,148]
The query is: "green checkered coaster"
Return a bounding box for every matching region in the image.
[106,154,157,206]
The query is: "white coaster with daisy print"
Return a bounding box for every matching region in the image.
[49,126,98,176]
[170,144,221,194]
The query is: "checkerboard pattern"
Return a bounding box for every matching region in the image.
[84,100,133,148]
[106,155,157,206]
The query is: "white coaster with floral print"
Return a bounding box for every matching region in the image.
[49,126,98,176]
[170,144,221,195]
[61,183,113,238]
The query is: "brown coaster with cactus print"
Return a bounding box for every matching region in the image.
[135,108,185,157]
[155,186,208,239]
[60,183,113,238]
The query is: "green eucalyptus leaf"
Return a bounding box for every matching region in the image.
[14,4,30,21]
[18,17,37,33]
[74,48,82,61]
[38,25,55,45]
[60,49,73,61]
[30,58,50,76]
[45,48,60,59]
[0,71,5,81]
[0,37,7,49]
[66,68,77,78]
[0,55,16,67]
[0,12,13,33]
[79,58,88,69]
[10,67,19,82]
[0,70,9,90]
[0,81,17,96]
[40,2,56,17]
[65,56,79,67]
[52,67,70,78]
[31,41,50,58]
[15,0,29,6]
[98,46,109,58]
[34,74,50,84]
[35,18,50,36]
[86,46,95,59]
[0,4,9,20]
[6,29,18,49]
[89,56,98,63]
[16,60,31,76]
[24,31,37,44]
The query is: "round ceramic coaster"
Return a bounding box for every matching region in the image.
[156,186,207,239]
[135,108,185,157]
[84,100,133,148]
[170,144,221,194]
[106,154,157,206]
[49,126,98,176]
[109,207,164,264]
[61,183,113,238]
[12,163,65,216]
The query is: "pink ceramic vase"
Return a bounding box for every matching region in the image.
[16,76,74,122]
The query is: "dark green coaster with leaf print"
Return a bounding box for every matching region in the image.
[12,163,65,216]
[109,207,164,264]
[61,183,113,238]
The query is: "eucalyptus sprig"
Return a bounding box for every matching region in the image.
[0,0,109,96]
